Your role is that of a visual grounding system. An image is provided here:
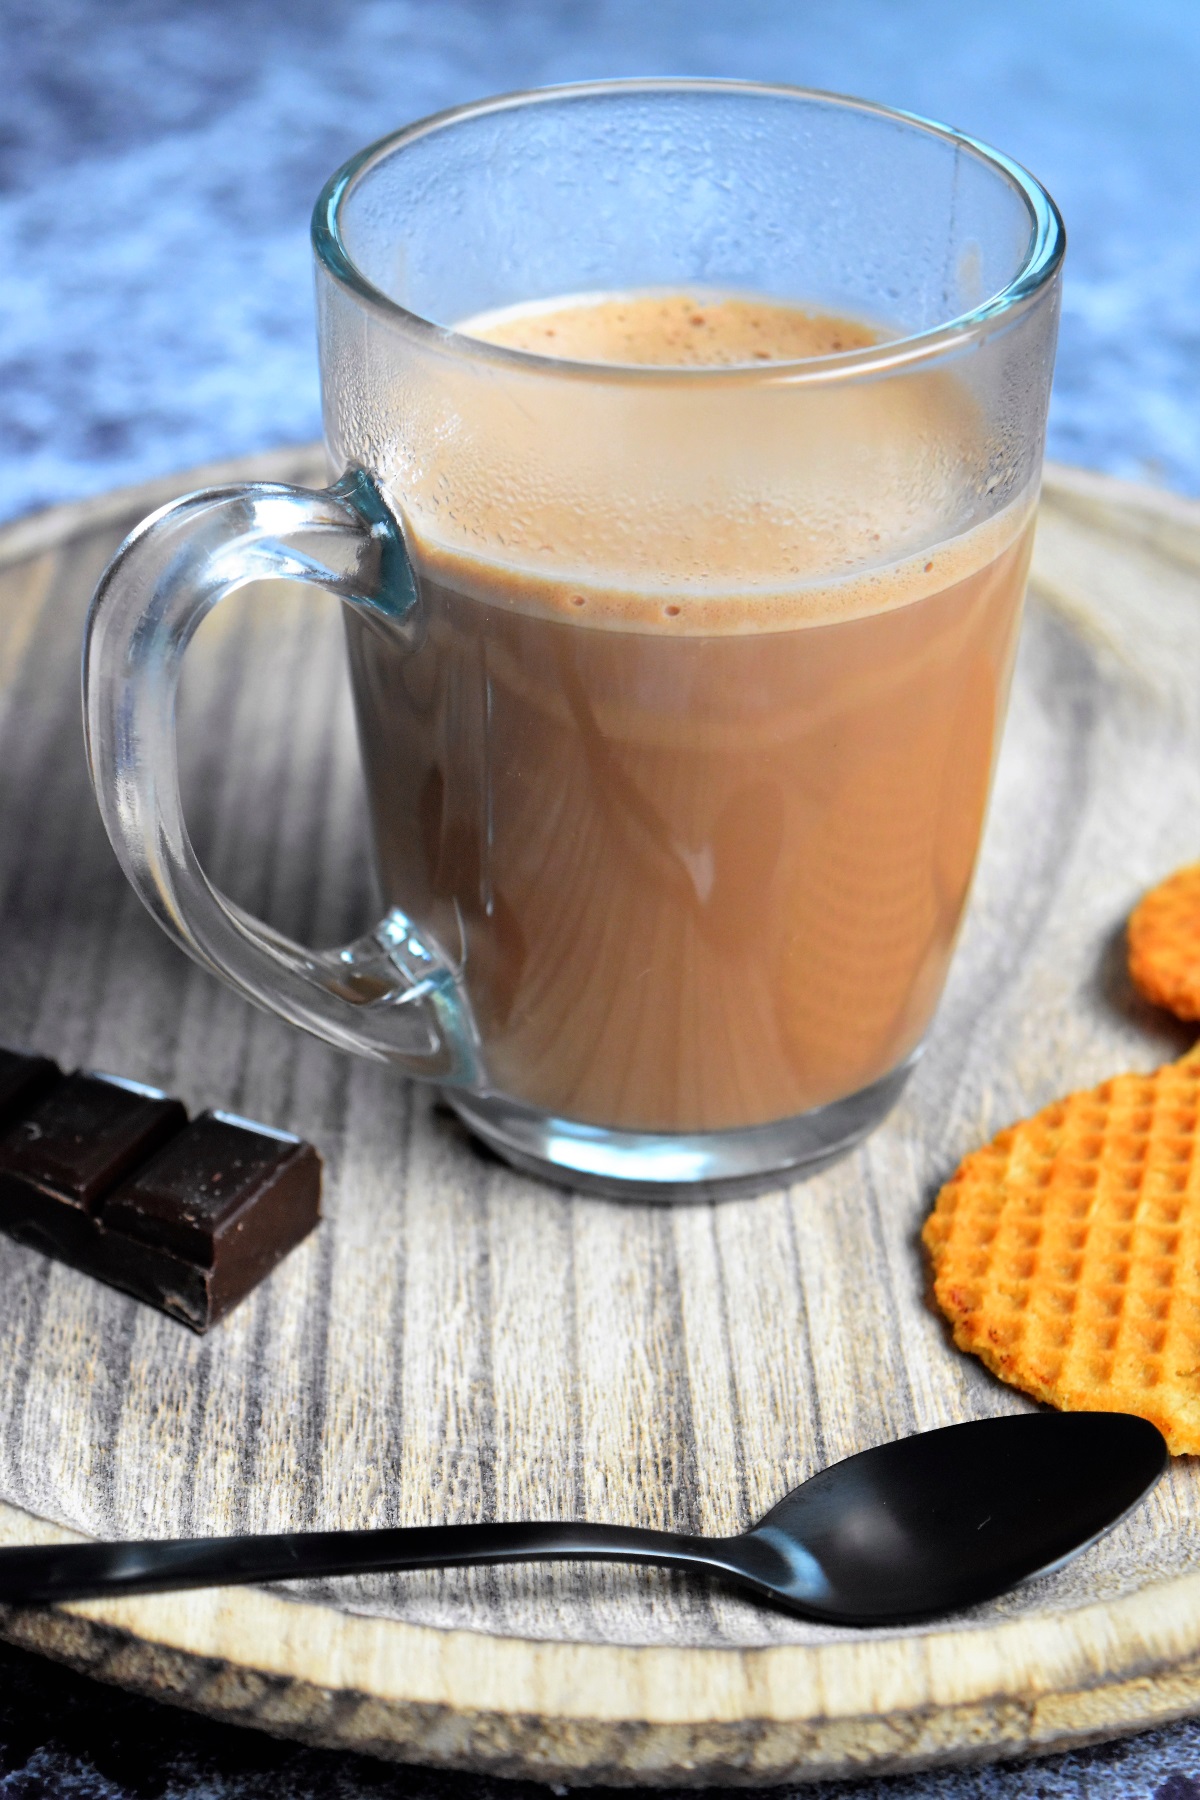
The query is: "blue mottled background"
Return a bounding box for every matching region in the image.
[3,1,1200,1794]
[2,0,1199,526]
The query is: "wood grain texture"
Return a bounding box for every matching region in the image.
[1,454,1200,1784]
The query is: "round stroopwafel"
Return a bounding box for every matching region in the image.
[1129,862,1200,1020]
[923,1051,1200,1453]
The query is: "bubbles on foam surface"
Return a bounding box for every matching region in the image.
[384,289,1033,633]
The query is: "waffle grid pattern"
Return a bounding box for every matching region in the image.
[1129,862,1200,1021]
[924,1054,1200,1453]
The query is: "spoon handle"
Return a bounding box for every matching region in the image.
[0,1522,723,1605]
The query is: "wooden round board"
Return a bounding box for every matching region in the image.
[2,452,1200,1787]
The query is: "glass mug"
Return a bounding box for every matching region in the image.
[84,81,1062,1199]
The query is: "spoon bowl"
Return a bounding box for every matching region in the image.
[0,1412,1166,1625]
[726,1410,1167,1623]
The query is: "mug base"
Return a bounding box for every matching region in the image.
[444,1054,919,1201]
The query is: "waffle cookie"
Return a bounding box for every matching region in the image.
[1129,862,1200,1020]
[923,1050,1200,1453]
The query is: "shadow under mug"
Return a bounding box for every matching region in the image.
[83,80,1063,1199]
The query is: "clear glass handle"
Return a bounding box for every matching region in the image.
[82,470,479,1084]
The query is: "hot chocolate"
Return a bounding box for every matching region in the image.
[345,293,1033,1132]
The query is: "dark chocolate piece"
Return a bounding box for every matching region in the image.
[0,1050,321,1331]
[0,1048,60,1132]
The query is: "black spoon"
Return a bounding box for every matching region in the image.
[0,1413,1165,1625]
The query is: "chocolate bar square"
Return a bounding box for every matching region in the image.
[102,1112,322,1320]
[0,1071,186,1208]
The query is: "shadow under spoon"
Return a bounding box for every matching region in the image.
[0,1413,1165,1626]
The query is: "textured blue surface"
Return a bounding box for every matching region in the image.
[2,0,1199,524]
[3,3,1200,1794]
